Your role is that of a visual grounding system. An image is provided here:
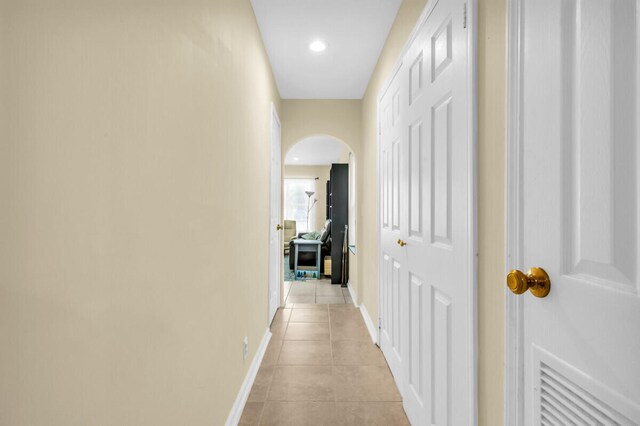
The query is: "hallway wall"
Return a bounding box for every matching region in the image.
[476,0,507,424]
[281,100,362,155]
[359,0,507,425]
[0,1,280,425]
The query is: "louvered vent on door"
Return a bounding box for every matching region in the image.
[539,362,634,426]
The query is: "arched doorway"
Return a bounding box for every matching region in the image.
[280,135,357,304]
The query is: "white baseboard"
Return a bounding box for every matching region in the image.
[225,328,272,426]
[346,281,357,307]
[345,282,377,345]
[358,303,378,345]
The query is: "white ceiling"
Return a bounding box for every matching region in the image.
[284,136,347,165]
[250,0,402,99]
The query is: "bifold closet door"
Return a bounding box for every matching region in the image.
[379,63,409,392]
[379,0,473,424]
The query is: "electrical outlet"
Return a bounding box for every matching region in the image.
[243,337,249,360]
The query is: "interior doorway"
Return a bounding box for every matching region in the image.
[281,135,357,304]
[268,104,282,325]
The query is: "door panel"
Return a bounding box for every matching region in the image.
[513,0,640,423]
[431,287,451,426]
[383,147,390,229]
[432,18,453,82]
[431,93,453,247]
[560,0,638,294]
[410,53,424,105]
[392,259,402,359]
[382,253,392,344]
[408,272,425,404]
[409,120,424,240]
[392,138,401,231]
[380,251,405,383]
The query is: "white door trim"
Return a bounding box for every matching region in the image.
[375,0,478,423]
[505,0,524,424]
[466,2,479,420]
[268,102,282,325]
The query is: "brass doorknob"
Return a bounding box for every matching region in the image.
[507,267,551,298]
[397,239,407,247]
[276,224,283,231]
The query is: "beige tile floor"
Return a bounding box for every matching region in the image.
[239,303,410,425]
[283,279,353,305]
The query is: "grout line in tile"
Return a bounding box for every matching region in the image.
[328,306,338,404]
[262,354,280,404]
[256,401,265,425]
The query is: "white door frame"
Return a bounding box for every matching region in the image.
[375,0,478,423]
[505,1,525,423]
[268,102,282,325]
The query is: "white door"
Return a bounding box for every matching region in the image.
[508,0,640,424]
[379,0,474,424]
[268,104,281,325]
[380,63,406,392]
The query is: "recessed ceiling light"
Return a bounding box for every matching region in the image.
[293,157,300,161]
[309,40,327,53]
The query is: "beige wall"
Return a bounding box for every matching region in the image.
[0,1,280,425]
[281,100,362,155]
[283,165,331,232]
[477,0,506,424]
[359,1,507,425]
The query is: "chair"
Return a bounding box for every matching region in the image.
[283,220,297,255]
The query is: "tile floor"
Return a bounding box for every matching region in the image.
[283,279,353,305]
[239,302,410,425]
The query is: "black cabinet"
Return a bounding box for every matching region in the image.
[328,163,348,285]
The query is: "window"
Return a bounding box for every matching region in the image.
[284,178,316,233]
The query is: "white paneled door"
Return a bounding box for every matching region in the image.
[380,63,406,393]
[508,0,640,424]
[269,105,282,325]
[379,0,474,424]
